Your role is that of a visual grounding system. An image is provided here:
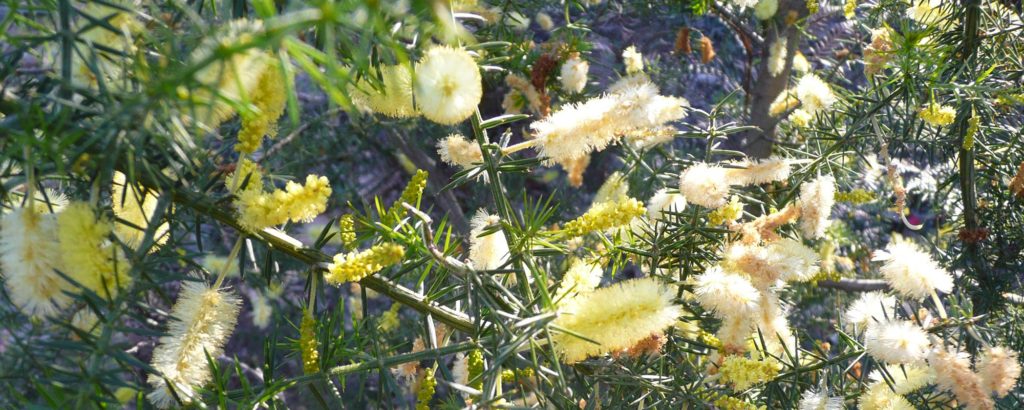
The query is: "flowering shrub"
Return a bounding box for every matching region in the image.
[1,0,1024,408]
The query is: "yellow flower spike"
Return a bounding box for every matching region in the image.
[378,303,400,332]
[57,202,132,298]
[338,214,357,250]
[386,169,429,224]
[919,103,956,127]
[415,367,436,410]
[717,355,782,390]
[467,349,484,390]
[300,309,320,374]
[325,243,405,285]
[562,197,646,237]
[236,62,288,154]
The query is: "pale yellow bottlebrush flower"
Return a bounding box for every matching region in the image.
[864,320,931,364]
[645,188,687,222]
[844,0,857,19]
[560,53,589,94]
[437,133,482,170]
[768,38,788,77]
[797,174,835,239]
[235,62,289,154]
[755,291,795,355]
[147,281,241,408]
[792,51,811,73]
[553,258,603,303]
[918,103,956,127]
[414,46,482,125]
[693,266,760,319]
[468,210,510,271]
[844,291,897,332]
[249,291,272,329]
[622,46,644,74]
[325,243,404,285]
[725,157,791,186]
[349,64,417,119]
[678,162,731,208]
[720,240,819,288]
[789,109,813,127]
[535,12,554,31]
[872,240,953,299]
[112,171,169,250]
[929,347,994,410]
[552,277,680,363]
[795,74,836,114]
[0,208,70,317]
[57,202,132,298]
[977,346,1021,398]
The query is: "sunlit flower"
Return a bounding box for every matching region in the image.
[148,281,241,408]
[795,73,836,114]
[535,12,554,31]
[562,197,646,237]
[299,309,320,374]
[622,46,644,74]
[468,210,510,271]
[790,109,813,127]
[798,388,843,410]
[560,53,589,93]
[864,28,894,77]
[907,0,948,26]
[70,2,143,90]
[236,174,331,232]
[0,207,69,317]
[325,243,405,285]
[552,277,680,363]
[414,46,482,125]
[236,62,289,154]
[437,133,482,170]
[792,51,811,73]
[797,174,835,239]
[868,364,934,395]
[646,188,687,222]
[929,347,994,410]
[844,291,897,331]
[717,355,782,390]
[593,172,630,205]
[977,346,1021,398]
[860,381,914,410]
[678,162,731,208]
[872,240,953,299]
[554,258,603,303]
[707,195,743,226]
[186,20,273,130]
[693,266,761,318]
[864,320,930,364]
[919,103,956,127]
[726,157,791,186]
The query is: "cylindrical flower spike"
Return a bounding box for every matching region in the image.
[325,243,405,285]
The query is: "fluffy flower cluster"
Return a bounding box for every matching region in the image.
[768,38,788,77]
[235,173,332,233]
[622,46,644,74]
[872,240,953,299]
[148,281,241,408]
[795,74,837,114]
[236,63,288,154]
[436,133,483,171]
[554,259,604,303]
[531,75,688,164]
[560,53,589,93]
[551,277,680,363]
[679,159,791,209]
[907,0,949,26]
[58,202,132,298]
[70,2,143,90]
[349,64,417,118]
[0,207,69,317]
[725,157,792,186]
[797,175,836,239]
[325,243,405,285]
[645,188,687,223]
[929,348,994,410]
[844,291,897,331]
[414,46,483,125]
[468,210,510,271]
[864,320,931,364]
[798,389,843,410]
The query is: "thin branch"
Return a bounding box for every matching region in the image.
[815,278,889,292]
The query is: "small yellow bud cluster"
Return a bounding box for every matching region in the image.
[227,159,265,195]
[562,197,646,237]
[501,367,535,383]
[708,195,743,226]
[919,103,956,127]
[338,214,357,250]
[325,243,405,285]
[834,189,876,204]
[385,170,429,225]
[236,174,332,232]
[236,63,288,154]
[467,349,485,390]
[415,367,436,410]
[300,309,320,374]
[717,355,782,390]
[712,394,764,410]
[378,303,400,332]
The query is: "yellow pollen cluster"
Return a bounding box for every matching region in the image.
[299,309,320,374]
[338,214,357,250]
[325,243,405,285]
[562,197,646,237]
[236,63,288,154]
[708,195,743,226]
[236,174,331,232]
[717,355,782,390]
[385,170,429,224]
[919,103,956,126]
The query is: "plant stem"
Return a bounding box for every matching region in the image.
[214,236,244,289]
